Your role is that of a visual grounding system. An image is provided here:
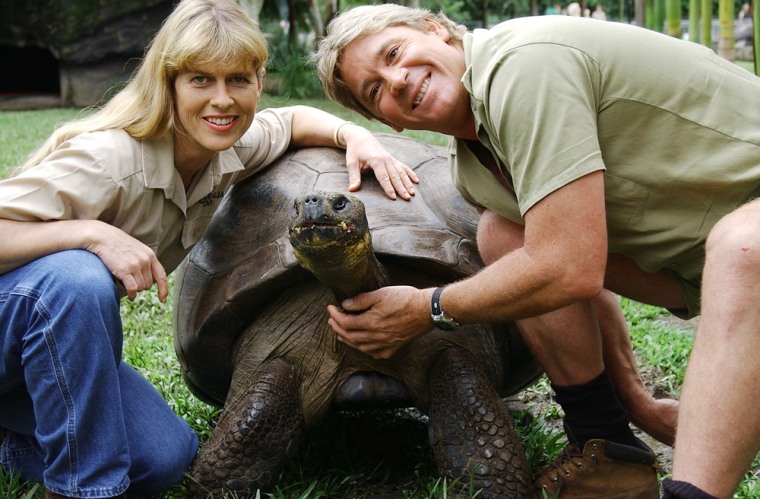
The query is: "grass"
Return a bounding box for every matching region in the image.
[0,98,757,497]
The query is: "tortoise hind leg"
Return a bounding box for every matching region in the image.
[188,358,304,498]
[427,347,531,498]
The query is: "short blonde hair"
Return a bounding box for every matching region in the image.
[20,0,268,171]
[316,4,466,121]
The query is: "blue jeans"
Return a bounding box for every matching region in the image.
[0,250,198,498]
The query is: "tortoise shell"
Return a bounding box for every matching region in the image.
[173,133,526,406]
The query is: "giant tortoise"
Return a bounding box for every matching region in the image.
[173,133,543,498]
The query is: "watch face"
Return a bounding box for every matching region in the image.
[433,315,459,331]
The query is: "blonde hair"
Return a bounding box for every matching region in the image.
[315,4,467,121]
[19,0,268,171]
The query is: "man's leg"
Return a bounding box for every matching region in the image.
[671,199,760,498]
[592,289,679,445]
[477,210,661,495]
[477,210,678,443]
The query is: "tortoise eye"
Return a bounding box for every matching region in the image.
[333,197,348,211]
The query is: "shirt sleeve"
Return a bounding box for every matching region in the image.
[0,132,122,222]
[480,43,606,215]
[232,106,294,182]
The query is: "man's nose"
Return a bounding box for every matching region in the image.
[388,67,408,94]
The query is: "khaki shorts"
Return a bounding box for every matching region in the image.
[665,268,701,320]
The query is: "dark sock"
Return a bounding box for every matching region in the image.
[552,370,643,449]
[662,478,719,499]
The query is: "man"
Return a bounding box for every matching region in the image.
[316,4,760,498]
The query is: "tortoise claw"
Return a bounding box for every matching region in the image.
[428,348,532,498]
[188,358,304,498]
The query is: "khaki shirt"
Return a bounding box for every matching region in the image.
[0,107,293,276]
[451,16,760,314]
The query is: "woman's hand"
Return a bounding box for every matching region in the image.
[86,222,169,302]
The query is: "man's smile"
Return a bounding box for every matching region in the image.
[413,76,430,109]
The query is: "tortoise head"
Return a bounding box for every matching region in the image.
[289,191,388,300]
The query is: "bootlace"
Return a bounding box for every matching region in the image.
[535,443,599,488]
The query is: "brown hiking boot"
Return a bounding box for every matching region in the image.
[534,438,661,498]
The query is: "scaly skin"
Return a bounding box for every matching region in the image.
[188,358,304,498]
[428,348,532,498]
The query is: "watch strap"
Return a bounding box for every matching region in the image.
[431,286,445,316]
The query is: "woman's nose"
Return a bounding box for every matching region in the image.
[210,83,234,108]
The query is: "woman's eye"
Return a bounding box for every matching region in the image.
[389,47,398,60]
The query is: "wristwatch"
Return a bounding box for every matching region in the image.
[430,287,461,331]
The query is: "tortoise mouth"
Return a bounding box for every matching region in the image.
[291,219,355,234]
[289,220,363,248]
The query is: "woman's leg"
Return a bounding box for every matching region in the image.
[0,250,196,497]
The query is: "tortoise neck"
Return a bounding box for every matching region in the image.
[330,252,389,303]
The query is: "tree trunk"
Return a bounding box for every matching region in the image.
[688,0,700,43]
[665,0,681,36]
[645,0,655,29]
[701,0,712,46]
[305,0,325,38]
[717,0,736,60]
[287,0,297,46]
[652,0,663,31]
[324,0,337,25]
[754,0,760,73]
[635,0,647,30]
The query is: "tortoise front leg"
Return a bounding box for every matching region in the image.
[427,347,532,498]
[188,357,304,498]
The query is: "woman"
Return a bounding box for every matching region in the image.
[0,1,417,497]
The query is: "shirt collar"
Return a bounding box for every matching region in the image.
[139,134,246,208]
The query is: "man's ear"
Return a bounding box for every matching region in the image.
[424,18,451,41]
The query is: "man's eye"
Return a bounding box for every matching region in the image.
[192,76,207,84]
[369,84,380,101]
[389,47,398,60]
[231,76,250,84]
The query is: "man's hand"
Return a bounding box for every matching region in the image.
[327,285,432,359]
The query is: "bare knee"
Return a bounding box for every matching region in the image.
[476,210,525,265]
[705,209,760,274]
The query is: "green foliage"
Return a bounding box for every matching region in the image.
[621,298,694,393]
[263,25,324,99]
